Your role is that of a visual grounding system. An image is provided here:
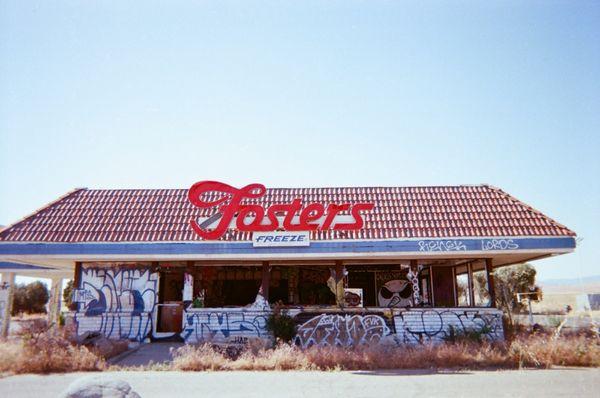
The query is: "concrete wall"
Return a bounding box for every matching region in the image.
[180,307,504,346]
[182,308,271,345]
[392,308,504,344]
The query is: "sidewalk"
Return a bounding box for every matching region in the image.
[1,369,599,398]
[110,342,184,367]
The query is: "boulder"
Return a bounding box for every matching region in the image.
[60,376,141,398]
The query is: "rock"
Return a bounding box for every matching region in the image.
[93,336,115,357]
[60,376,141,398]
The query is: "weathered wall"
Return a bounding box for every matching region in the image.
[294,313,391,348]
[182,308,270,345]
[291,309,503,347]
[180,307,504,347]
[73,268,159,341]
[392,308,504,344]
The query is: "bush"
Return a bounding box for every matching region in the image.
[444,325,493,343]
[265,303,296,343]
[12,281,49,315]
[63,279,75,310]
[0,322,105,374]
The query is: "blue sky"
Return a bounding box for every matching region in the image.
[1,1,598,282]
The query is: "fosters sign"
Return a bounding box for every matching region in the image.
[188,181,374,246]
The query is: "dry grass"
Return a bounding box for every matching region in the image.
[171,333,600,371]
[2,324,598,374]
[509,334,600,368]
[0,321,105,374]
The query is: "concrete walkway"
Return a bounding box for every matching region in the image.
[111,342,184,367]
[1,368,599,397]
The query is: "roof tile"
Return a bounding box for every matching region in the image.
[0,185,575,242]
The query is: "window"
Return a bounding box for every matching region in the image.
[454,261,493,307]
[472,261,492,307]
[455,265,471,306]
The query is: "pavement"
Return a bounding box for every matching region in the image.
[0,368,598,397]
[110,342,184,367]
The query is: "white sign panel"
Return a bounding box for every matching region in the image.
[183,273,194,301]
[253,231,310,247]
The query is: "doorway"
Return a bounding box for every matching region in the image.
[156,268,184,335]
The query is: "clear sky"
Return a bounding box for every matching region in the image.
[0,1,598,282]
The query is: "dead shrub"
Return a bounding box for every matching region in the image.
[170,332,599,372]
[508,334,600,368]
[0,323,105,374]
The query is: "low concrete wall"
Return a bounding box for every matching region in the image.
[182,308,272,345]
[392,308,504,344]
[180,307,504,346]
[74,312,153,342]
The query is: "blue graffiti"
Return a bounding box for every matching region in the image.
[74,268,159,341]
[182,310,269,343]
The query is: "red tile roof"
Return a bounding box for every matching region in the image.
[0,185,575,242]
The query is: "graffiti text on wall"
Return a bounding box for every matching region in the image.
[418,240,467,252]
[73,268,158,341]
[481,239,519,251]
[393,309,503,344]
[294,314,391,348]
[182,310,269,344]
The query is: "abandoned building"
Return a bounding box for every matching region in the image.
[0,181,576,347]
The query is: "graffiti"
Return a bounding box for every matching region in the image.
[393,309,504,344]
[403,264,423,306]
[74,268,158,341]
[481,239,519,251]
[378,280,412,307]
[418,240,467,252]
[344,289,363,307]
[182,309,269,344]
[294,314,391,348]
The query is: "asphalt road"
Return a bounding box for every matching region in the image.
[1,369,598,397]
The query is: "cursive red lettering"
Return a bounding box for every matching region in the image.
[188,181,374,240]
[335,203,374,230]
[321,203,350,230]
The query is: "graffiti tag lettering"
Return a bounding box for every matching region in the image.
[393,309,503,344]
[481,239,519,251]
[294,314,391,348]
[418,240,467,252]
[182,310,269,344]
[73,268,158,341]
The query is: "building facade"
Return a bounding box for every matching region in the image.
[0,182,576,346]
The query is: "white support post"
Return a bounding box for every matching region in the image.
[47,276,63,326]
[0,273,16,338]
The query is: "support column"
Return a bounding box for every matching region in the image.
[258,261,270,306]
[409,260,421,305]
[72,262,82,311]
[485,258,496,308]
[0,272,16,338]
[335,261,345,307]
[47,276,64,326]
[467,264,476,307]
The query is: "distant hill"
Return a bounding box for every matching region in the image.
[539,275,600,294]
